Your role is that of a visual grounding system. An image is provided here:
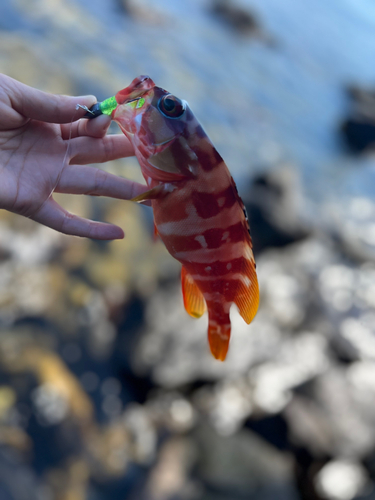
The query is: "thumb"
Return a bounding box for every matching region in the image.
[5,75,97,124]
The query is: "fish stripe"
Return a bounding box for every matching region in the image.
[184,256,254,278]
[195,146,223,172]
[191,185,237,219]
[174,240,248,263]
[157,202,244,237]
[192,273,252,286]
[195,277,250,301]
[166,222,247,253]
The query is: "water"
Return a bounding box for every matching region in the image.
[73,0,375,200]
[2,0,375,206]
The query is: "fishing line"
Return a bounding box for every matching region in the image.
[28,105,81,220]
[48,105,81,201]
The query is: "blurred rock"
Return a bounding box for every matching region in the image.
[209,0,275,45]
[245,168,310,255]
[251,332,329,414]
[341,119,375,153]
[313,368,375,458]
[0,448,45,500]
[341,86,375,153]
[315,459,368,500]
[144,436,197,500]
[146,392,196,434]
[324,195,375,262]
[193,421,299,500]
[116,0,165,24]
[284,396,334,457]
[210,0,259,35]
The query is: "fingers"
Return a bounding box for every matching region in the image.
[69,133,135,164]
[4,74,97,123]
[31,197,124,240]
[55,164,148,200]
[60,114,112,140]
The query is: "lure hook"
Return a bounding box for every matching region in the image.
[78,95,118,119]
[76,104,95,115]
[79,96,143,119]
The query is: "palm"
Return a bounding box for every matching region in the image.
[0,121,65,216]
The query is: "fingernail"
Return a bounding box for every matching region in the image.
[75,95,97,108]
[76,95,96,100]
[112,227,125,239]
[94,114,112,128]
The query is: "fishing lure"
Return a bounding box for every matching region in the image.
[84,76,259,360]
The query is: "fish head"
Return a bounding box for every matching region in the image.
[114,76,200,181]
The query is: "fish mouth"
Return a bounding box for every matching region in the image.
[115,75,155,104]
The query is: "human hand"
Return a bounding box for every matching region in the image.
[0,74,147,239]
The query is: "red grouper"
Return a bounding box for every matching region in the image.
[111,76,259,361]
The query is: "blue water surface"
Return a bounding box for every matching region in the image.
[1,0,375,203]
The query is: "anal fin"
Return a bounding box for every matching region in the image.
[181,267,206,318]
[234,262,259,324]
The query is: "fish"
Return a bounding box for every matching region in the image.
[112,76,259,361]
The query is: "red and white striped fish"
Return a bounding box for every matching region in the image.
[113,76,259,361]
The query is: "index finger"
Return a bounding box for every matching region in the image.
[60,114,112,140]
[69,134,135,164]
[2,74,97,124]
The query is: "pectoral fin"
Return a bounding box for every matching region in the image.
[153,222,159,241]
[130,185,166,203]
[181,267,206,318]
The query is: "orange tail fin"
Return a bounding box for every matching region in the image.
[207,314,231,361]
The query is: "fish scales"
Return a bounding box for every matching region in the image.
[113,76,259,361]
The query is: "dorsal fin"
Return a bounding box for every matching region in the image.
[181,267,206,318]
[229,176,259,323]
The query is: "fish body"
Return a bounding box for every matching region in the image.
[113,76,259,360]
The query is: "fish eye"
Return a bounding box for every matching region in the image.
[158,94,185,118]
